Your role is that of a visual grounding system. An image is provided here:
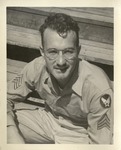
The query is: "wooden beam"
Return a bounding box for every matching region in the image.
[7,25,113,65]
[7,7,113,26]
[7,8,113,44]
[32,7,113,23]
[7,25,40,49]
[7,58,27,68]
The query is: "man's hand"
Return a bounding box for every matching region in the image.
[7,125,25,144]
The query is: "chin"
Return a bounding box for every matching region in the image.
[53,71,70,82]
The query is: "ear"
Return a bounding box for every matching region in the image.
[39,46,44,56]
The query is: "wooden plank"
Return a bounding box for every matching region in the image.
[7,24,113,50]
[7,25,113,65]
[81,45,113,61]
[80,55,113,66]
[7,25,40,49]
[7,58,27,68]
[7,9,113,44]
[61,7,113,17]
[7,7,113,25]
[32,7,113,23]
[78,23,113,44]
[80,39,113,50]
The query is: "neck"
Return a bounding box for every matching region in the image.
[58,62,79,89]
[57,79,68,89]
[51,75,67,89]
[57,70,77,89]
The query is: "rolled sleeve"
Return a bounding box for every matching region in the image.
[87,88,113,144]
[7,61,36,126]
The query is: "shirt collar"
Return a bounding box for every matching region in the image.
[42,59,83,97]
[72,60,83,97]
[72,76,83,97]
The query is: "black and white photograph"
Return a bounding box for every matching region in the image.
[6,7,114,144]
[1,0,121,149]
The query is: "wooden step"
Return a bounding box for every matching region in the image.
[7,7,113,27]
[7,8,113,45]
[7,25,113,65]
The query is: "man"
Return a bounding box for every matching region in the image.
[7,13,113,144]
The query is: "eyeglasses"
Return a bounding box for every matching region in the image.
[44,48,77,60]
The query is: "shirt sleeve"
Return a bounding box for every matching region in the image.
[7,61,36,126]
[87,88,113,144]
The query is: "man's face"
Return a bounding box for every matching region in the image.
[41,28,80,87]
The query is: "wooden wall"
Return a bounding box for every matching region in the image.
[7,7,114,81]
[7,7,113,65]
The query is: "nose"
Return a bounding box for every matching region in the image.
[56,51,66,66]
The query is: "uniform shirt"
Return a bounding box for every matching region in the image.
[7,56,113,144]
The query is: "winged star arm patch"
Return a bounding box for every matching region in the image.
[100,94,111,108]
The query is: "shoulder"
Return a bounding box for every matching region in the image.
[78,60,113,112]
[79,60,111,92]
[22,56,46,81]
[24,56,45,71]
[28,56,45,67]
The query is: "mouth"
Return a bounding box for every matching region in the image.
[54,66,68,72]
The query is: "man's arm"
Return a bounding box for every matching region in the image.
[7,115,25,143]
[7,62,36,143]
[87,88,113,144]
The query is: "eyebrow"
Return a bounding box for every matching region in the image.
[46,47,76,51]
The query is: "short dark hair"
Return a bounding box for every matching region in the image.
[39,13,80,47]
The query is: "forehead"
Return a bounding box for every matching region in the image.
[43,28,77,49]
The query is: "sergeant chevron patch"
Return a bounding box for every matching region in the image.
[12,74,23,90]
[97,114,110,130]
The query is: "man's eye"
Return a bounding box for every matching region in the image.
[65,50,74,54]
[48,50,57,54]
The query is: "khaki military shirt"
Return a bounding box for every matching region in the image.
[7,57,113,144]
